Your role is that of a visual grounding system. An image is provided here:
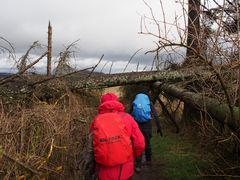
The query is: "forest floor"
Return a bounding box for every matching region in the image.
[132,124,210,180]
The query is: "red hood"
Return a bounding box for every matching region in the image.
[100,93,118,103]
[98,93,124,114]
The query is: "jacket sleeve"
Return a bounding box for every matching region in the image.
[130,117,145,158]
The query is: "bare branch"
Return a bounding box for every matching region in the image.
[0,52,47,85]
[123,48,142,73]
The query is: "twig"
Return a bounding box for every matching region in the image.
[17,41,40,72]
[109,61,114,74]
[123,48,142,73]
[30,66,94,86]
[0,51,47,85]
[87,54,104,78]
[100,61,109,73]
[0,36,16,60]
[37,138,54,170]
[0,131,19,136]
[2,152,41,175]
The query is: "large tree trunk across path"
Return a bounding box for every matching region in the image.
[155,83,240,131]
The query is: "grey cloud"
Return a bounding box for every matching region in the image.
[1,0,183,72]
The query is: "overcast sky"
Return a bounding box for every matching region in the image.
[0,0,184,73]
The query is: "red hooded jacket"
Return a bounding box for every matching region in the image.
[90,93,145,180]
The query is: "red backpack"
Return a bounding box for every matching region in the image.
[92,113,133,166]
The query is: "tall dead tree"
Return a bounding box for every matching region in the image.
[47,21,52,77]
[184,0,201,65]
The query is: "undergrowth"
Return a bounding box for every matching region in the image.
[0,87,102,179]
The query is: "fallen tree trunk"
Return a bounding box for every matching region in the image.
[67,68,209,90]
[155,83,240,131]
[0,69,192,105]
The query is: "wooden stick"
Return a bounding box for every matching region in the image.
[2,152,41,175]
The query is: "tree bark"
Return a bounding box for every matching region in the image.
[67,69,204,90]
[184,0,201,65]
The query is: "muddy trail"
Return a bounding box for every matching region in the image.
[133,159,166,180]
[131,126,208,180]
[132,131,167,180]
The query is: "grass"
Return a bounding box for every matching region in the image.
[151,128,209,180]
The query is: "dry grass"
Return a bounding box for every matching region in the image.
[0,89,100,179]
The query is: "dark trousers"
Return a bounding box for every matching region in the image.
[136,124,152,167]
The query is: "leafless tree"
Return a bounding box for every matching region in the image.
[140,0,240,177]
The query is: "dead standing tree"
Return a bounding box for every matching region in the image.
[47,21,52,77]
[185,0,201,65]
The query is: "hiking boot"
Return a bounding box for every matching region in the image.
[145,160,152,166]
[134,167,142,173]
[135,156,142,173]
[143,161,152,166]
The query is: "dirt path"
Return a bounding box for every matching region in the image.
[131,125,209,180]
[132,159,167,180]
